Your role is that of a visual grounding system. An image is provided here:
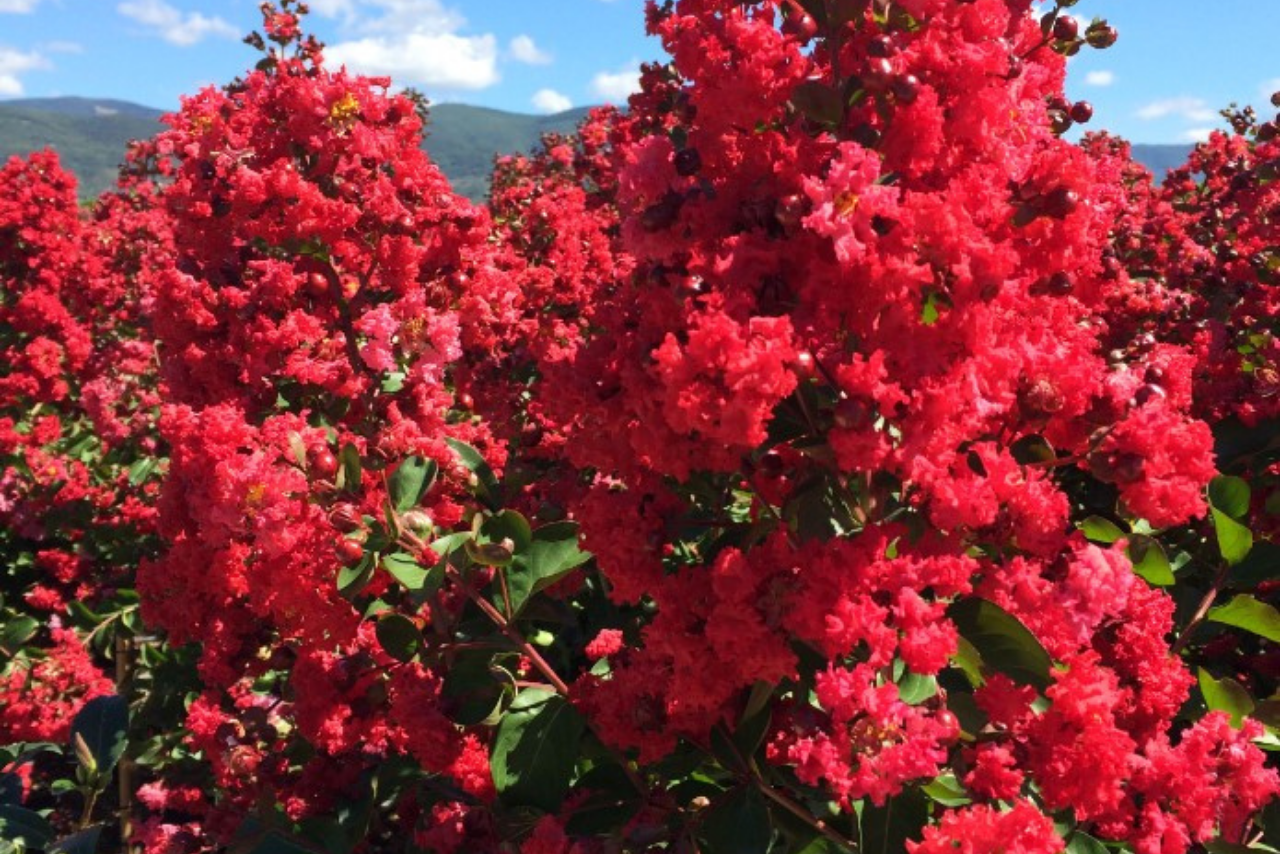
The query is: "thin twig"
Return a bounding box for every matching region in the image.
[1170,561,1231,656]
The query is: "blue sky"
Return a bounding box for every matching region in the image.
[0,0,1276,144]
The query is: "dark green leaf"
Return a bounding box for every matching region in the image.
[465,539,515,567]
[1199,668,1255,728]
[388,456,437,513]
[1128,535,1174,586]
[734,699,773,758]
[1208,595,1280,643]
[441,652,510,726]
[380,553,429,591]
[480,510,533,553]
[0,774,20,807]
[948,598,1051,690]
[1079,516,1125,544]
[1066,831,1109,854]
[70,694,128,779]
[445,439,501,509]
[336,443,361,493]
[337,553,375,599]
[0,616,38,656]
[1212,508,1254,565]
[1010,435,1055,465]
[565,763,643,837]
[790,80,844,126]
[860,788,928,854]
[698,786,771,854]
[1209,475,1251,519]
[491,688,584,812]
[505,523,591,615]
[375,614,423,663]
[49,826,103,854]
[0,805,54,849]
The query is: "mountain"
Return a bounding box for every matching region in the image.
[0,96,591,201]
[0,99,165,198]
[1131,143,1195,177]
[0,96,1199,201]
[423,104,593,200]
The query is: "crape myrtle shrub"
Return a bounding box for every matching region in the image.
[2,1,1280,853]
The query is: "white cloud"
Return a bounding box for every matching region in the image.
[0,46,48,96]
[1181,128,1215,143]
[532,88,571,114]
[327,33,497,90]
[321,0,499,92]
[117,0,238,46]
[1135,96,1218,123]
[590,62,641,103]
[510,34,551,66]
[0,0,40,12]
[1084,70,1114,87]
[1262,78,1280,101]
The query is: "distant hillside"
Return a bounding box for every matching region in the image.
[0,97,591,201]
[0,99,164,198]
[0,96,1200,201]
[424,104,593,200]
[1132,144,1194,177]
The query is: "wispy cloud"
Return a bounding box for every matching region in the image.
[1135,96,1218,123]
[0,46,49,96]
[531,88,571,114]
[590,62,641,103]
[117,0,238,46]
[510,35,551,66]
[1084,70,1114,87]
[1181,127,1215,143]
[0,0,41,13]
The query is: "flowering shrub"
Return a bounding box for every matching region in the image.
[1,2,1279,853]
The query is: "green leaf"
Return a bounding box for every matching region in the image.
[1210,475,1252,519]
[336,443,361,493]
[922,774,970,807]
[948,598,1052,690]
[1010,435,1055,465]
[790,80,844,126]
[49,826,103,854]
[1128,535,1175,586]
[0,774,20,808]
[70,694,128,779]
[1212,508,1254,565]
[860,789,928,854]
[491,688,584,812]
[1066,831,1110,854]
[337,553,375,599]
[698,786,771,854]
[1199,668,1255,728]
[505,523,592,616]
[445,439,501,509]
[388,456,438,513]
[565,763,643,837]
[380,552,429,591]
[0,805,54,849]
[441,652,510,726]
[374,614,423,663]
[0,615,38,656]
[896,671,938,705]
[480,510,533,553]
[1079,516,1125,544]
[1209,595,1280,643]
